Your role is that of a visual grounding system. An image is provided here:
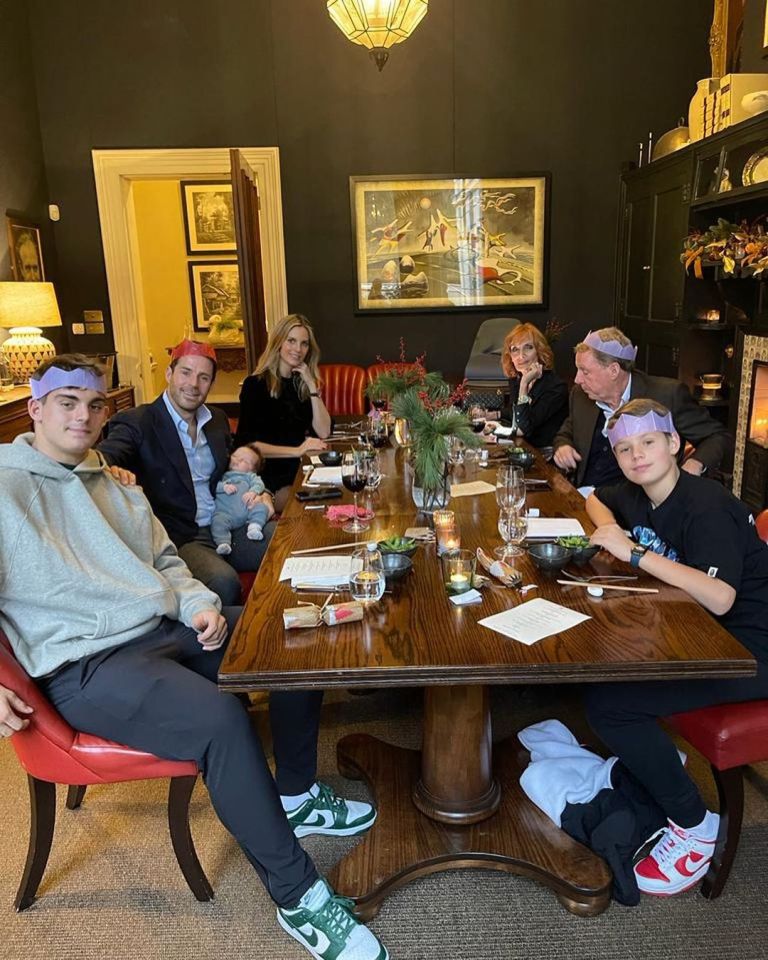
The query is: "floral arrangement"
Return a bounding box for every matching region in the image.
[392,381,480,494]
[681,218,768,278]
[366,339,445,402]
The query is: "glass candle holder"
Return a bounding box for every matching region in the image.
[436,525,461,556]
[441,549,476,596]
[433,510,455,530]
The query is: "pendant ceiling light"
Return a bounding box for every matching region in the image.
[327,0,429,71]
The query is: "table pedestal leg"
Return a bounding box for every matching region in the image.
[329,685,612,921]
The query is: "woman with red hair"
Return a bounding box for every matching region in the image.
[493,322,568,449]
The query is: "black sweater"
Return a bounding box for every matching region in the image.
[499,369,569,448]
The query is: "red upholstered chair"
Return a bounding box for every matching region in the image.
[0,633,212,910]
[666,701,768,898]
[318,364,367,417]
[239,571,257,603]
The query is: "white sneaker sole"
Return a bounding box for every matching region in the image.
[293,810,377,838]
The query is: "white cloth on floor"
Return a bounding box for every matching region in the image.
[518,719,618,827]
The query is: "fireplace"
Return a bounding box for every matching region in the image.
[734,336,768,511]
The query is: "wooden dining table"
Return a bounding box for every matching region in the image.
[219,438,756,919]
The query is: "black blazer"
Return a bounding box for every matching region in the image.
[552,370,731,486]
[98,395,231,548]
[499,369,569,448]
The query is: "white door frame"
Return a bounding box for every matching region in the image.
[92,147,287,403]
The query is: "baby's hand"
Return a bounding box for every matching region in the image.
[223,483,237,495]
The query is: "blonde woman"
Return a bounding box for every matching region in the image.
[235,315,331,511]
[483,323,568,448]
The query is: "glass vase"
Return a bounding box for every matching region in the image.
[411,465,451,515]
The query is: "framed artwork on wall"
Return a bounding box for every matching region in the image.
[188,260,242,332]
[350,174,549,313]
[180,181,236,254]
[6,213,45,281]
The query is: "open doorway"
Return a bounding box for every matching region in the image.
[92,148,287,404]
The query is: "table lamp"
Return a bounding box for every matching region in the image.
[0,282,62,383]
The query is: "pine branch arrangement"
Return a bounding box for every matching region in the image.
[392,385,480,491]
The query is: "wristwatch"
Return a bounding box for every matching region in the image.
[309,391,321,398]
[629,544,648,568]
[517,394,531,405]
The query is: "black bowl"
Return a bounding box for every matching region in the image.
[381,553,413,582]
[527,542,573,571]
[318,450,342,466]
[507,448,535,469]
[378,539,418,558]
[554,537,600,565]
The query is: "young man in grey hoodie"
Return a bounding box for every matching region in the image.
[0,355,388,960]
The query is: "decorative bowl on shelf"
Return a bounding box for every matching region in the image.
[527,542,572,571]
[699,373,724,400]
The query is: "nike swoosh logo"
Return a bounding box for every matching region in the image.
[301,814,328,827]
[303,929,319,947]
[675,852,705,877]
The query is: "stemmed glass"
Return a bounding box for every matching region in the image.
[496,466,526,513]
[341,451,369,534]
[364,451,381,492]
[496,508,528,559]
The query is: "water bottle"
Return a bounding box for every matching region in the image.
[350,542,385,603]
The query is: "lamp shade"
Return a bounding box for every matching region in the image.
[327,0,428,69]
[0,282,62,329]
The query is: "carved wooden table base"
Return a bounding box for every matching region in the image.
[329,686,612,921]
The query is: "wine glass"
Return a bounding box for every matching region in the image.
[448,435,465,466]
[495,508,528,559]
[364,451,381,492]
[341,452,369,534]
[495,466,525,512]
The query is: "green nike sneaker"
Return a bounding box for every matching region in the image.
[286,782,377,838]
[278,878,388,960]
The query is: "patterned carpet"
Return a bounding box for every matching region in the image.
[1,686,767,960]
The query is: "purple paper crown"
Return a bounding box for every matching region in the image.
[607,410,675,447]
[582,330,637,362]
[30,366,107,400]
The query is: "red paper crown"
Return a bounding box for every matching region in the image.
[169,339,217,363]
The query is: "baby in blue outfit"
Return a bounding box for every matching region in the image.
[212,446,271,555]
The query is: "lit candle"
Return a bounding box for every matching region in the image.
[450,573,469,586]
[433,510,455,530]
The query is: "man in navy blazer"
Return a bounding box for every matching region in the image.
[98,340,274,604]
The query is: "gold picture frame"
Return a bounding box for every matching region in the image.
[350,174,549,313]
[6,213,45,282]
[180,181,236,254]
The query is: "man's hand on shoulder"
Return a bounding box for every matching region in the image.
[681,458,705,477]
[553,444,582,471]
[107,465,137,486]
[191,609,228,651]
[0,684,33,739]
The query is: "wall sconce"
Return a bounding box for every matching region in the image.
[327,0,429,71]
[0,282,62,382]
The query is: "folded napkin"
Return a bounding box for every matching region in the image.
[325,505,373,522]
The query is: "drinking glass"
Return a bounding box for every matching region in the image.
[496,466,525,512]
[342,452,369,534]
[495,508,528,559]
[448,435,465,466]
[441,549,476,595]
[364,452,381,491]
[350,544,385,603]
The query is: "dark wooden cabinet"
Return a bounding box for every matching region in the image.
[616,111,768,444]
[616,154,692,377]
[0,385,135,444]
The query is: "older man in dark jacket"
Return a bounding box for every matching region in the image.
[553,328,730,490]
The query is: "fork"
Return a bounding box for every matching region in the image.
[561,568,638,583]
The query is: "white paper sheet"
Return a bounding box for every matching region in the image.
[279,555,362,587]
[305,466,343,485]
[525,518,585,540]
[449,588,483,606]
[479,598,590,645]
[450,480,496,497]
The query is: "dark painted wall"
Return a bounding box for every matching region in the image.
[27,0,713,377]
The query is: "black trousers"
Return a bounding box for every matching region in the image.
[40,611,322,907]
[584,659,768,827]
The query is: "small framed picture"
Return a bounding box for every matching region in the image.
[188,260,242,332]
[6,213,45,281]
[180,181,236,254]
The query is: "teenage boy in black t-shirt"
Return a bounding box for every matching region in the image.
[583,398,768,897]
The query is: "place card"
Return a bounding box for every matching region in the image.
[279,555,361,587]
[479,598,590,646]
[525,518,586,540]
[449,588,483,606]
[305,466,343,485]
[450,480,496,498]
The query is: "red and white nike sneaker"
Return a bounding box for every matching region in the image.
[634,818,719,896]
